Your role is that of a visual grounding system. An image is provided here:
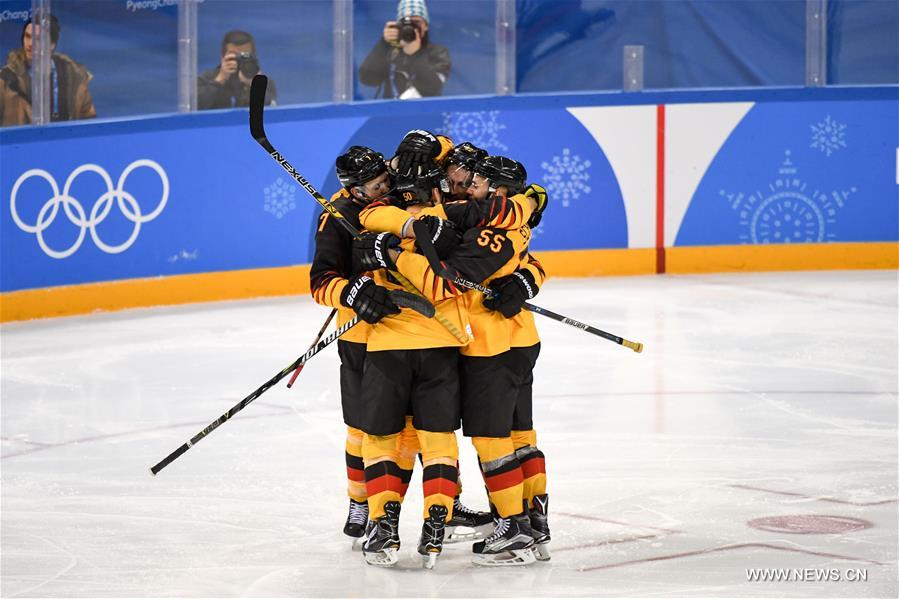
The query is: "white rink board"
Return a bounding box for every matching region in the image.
[2,271,897,597]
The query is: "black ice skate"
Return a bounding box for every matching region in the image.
[445,495,494,544]
[417,504,449,569]
[471,512,536,567]
[362,501,401,567]
[529,494,551,561]
[343,498,369,549]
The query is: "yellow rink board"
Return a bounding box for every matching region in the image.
[1,243,895,322]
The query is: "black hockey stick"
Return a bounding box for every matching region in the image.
[286,308,336,388]
[149,293,432,475]
[411,219,644,353]
[248,74,468,345]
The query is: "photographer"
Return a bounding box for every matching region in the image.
[197,30,276,110]
[359,0,450,99]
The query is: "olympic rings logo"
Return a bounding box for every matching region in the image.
[10,159,169,259]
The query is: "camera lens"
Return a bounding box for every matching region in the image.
[237,53,260,78]
[399,24,417,43]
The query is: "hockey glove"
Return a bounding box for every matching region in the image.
[524,183,548,228]
[483,269,539,318]
[395,129,441,177]
[340,275,401,324]
[416,215,461,259]
[353,232,401,272]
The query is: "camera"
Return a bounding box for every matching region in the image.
[235,52,259,78]
[395,17,419,43]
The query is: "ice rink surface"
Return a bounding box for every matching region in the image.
[2,270,897,598]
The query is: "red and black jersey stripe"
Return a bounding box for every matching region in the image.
[422,463,459,500]
[345,452,365,484]
[516,446,546,481]
[364,460,406,496]
[480,455,524,494]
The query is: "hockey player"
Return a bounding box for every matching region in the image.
[352,158,469,569]
[473,164,552,562]
[444,142,487,201]
[309,146,400,546]
[370,132,510,546]
[359,155,547,566]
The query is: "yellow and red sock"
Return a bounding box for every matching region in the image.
[512,429,547,509]
[397,417,420,499]
[417,430,458,520]
[362,433,404,520]
[345,426,368,503]
[472,436,524,518]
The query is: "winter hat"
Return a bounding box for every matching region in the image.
[397,0,429,22]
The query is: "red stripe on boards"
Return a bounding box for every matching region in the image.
[656,104,666,274]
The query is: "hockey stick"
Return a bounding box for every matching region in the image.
[149,293,433,476]
[248,75,469,345]
[411,219,644,353]
[286,308,336,388]
[149,316,358,475]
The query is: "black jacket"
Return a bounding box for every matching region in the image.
[197,67,277,110]
[359,39,451,99]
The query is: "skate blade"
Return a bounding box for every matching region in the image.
[351,536,365,551]
[421,552,439,569]
[534,543,551,562]
[363,547,399,567]
[445,523,492,544]
[472,548,537,567]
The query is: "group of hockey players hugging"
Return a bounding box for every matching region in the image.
[310,129,551,569]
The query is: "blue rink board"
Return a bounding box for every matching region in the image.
[1,87,896,293]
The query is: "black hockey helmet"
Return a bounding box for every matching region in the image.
[335,146,387,189]
[445,142,488,171]
[473,155,527,195]
[388,156,449,207]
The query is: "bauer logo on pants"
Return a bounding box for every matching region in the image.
[9,159,169,259]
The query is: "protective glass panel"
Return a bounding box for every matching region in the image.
[517,0,806,93]
[197,0,332,109]
[353,0,495,101]
[0,0,178,124]
[826,0,898,85]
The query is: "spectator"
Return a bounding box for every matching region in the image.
[198,30,276,110]
[359,0,450,99]
[0,15,96,127]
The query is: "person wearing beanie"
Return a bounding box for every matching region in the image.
[0,14,96,127]
[359,0,451,99]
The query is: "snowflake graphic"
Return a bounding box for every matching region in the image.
[810,115,847,157]
[541,148,591,207]
[263,178,296,219]
[439,111,507,151]
[719,150,856,244]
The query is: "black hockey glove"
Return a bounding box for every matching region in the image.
[353,232,401,272]
[483,269,538,318]
[340,275,401,324]
[394,129,441,177]
[416,215,461,259]
[524,183,548,228]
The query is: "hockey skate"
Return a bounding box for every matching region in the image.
[417,504,449,569]
[445,496,493,544]
[472,513,536,567]
[529,494,551,561]
[362,501,401,567]
[343,498,369,549]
